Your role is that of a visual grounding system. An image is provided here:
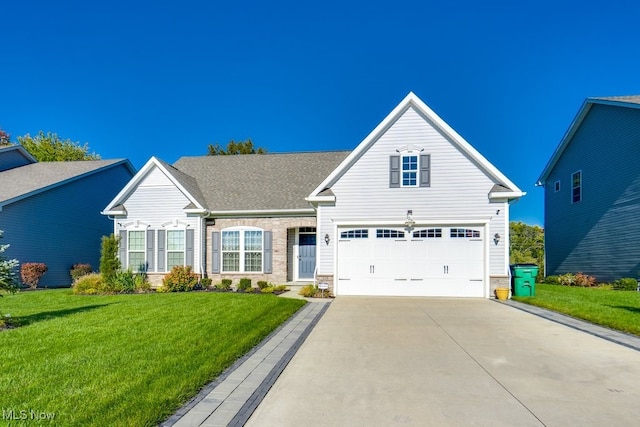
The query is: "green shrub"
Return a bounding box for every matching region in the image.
[70,263,93,282]
[20,262,48,289]
[299,285,317,297]
[257,280,269,290]
[73,273,106,295]
[613,277,638,291]
[558,273,576,286]
[200,277,212,288]
[0,229,18,294]
[237,278,252,292]
[274,285,288,292]
[111,270,137,293]
[134,274,151,293]
[215,279,232,291]
[100,234,121,285]
[545,275,560,285]
[162,266,198,292]
[261,286,275,294]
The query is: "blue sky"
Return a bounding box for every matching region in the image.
[2,0,639,226]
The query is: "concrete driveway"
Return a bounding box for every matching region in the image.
[246,297,640,426]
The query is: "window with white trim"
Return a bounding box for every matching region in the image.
[167,230,185,270]
[128,230,146,272]
[402,155,418,187]
[221,228,263,272]
[572,171,581,203]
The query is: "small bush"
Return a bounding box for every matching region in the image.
[545,275,560,285]
[162,265,198,292]
[237,278,252,292]
[70,263,93,282]
[257,280,269,290]
[574,272,597,287]
[73,273,106,295]
[558,273,576,286]
[134,274,151,293]
[299,285,317,297]
[112,270,137,293]
[215,279,232,291]
[261,286,275,294]
[613,277,638,291]
[20,263,48,289]
[261,285,288,294]
[200,277,212,288]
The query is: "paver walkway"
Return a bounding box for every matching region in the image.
[162,298,330,427]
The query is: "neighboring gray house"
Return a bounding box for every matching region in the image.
[537,96,640,282]
[0,145,135,287]
[104,93,524,297]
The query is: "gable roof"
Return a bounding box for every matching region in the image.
[308,92,524,201]
[0,145,37,172]
[0,159,135,210]
[537,95,640,185]
[173,151,351,213]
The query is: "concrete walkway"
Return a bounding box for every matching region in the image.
[162,297,331,427]
[246,297,640,426]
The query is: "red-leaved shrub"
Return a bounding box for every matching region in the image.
[20,262,48,289]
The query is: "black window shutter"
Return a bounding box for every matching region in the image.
[264,231,272,274]
[211,231,220,273]
[157,230,166,272]
[389,155,400,188]
[419,154,431,187]
[119,230,127,269]
[186,229,194,267]
[146,230,155,272]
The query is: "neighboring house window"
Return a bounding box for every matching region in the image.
[554,180,561,193]
[402,155,418,186]
[389,153,430,188]
[413,228,442,238]
[572,171,582,203]
[450,228,480,238]
[340,229,369,239]
[167,230,185,270]
[221,228,263,272]
[128,230,146,272]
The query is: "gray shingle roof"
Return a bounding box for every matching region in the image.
[154,158,208,209]
[0,159,129,205]
[593,95,640,105]
[173,151,351,212]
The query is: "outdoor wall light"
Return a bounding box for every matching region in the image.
[324,233,330,245]
[404,209,415,231]
[494,233,501,245]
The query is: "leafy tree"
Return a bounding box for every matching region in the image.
[17,131,100,161]
[100,234,121,285]
[0,128,10,146]
[207,138,267,155]
[509,221,544,279]
[0,230,19,294]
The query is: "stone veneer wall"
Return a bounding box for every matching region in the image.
[490,275,510,298]
[205,216,316,286]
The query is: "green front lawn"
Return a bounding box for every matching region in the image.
[512,283,640,336]
[0,289,305,426]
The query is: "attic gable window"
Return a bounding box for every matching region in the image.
[390,153,430,188]
[572,171,582,203]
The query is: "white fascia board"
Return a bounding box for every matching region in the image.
[101,209,127,216]
[184,208,209,215]
[305,195,336,203]
[208,208,315,218]
[489,191,526,201]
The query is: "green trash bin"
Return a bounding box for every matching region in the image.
[510,264,538,297]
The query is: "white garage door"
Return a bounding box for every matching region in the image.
[336,226,484,297]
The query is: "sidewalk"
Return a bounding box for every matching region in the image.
[161,297,331,427]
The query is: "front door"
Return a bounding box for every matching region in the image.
[298,233,316,279]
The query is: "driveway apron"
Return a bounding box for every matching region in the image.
[246,297,640,426]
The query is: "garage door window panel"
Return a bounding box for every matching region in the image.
[413,228,442,238]
[340,229,369,239]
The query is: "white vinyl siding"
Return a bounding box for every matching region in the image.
[317,106,507,282]
[113,165,202,274]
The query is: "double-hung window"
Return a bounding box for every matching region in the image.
[167,230,185,270]
[402,155,418,186]
[128,230,146,272]
[222,228,263,272]
[571,171,582,203]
